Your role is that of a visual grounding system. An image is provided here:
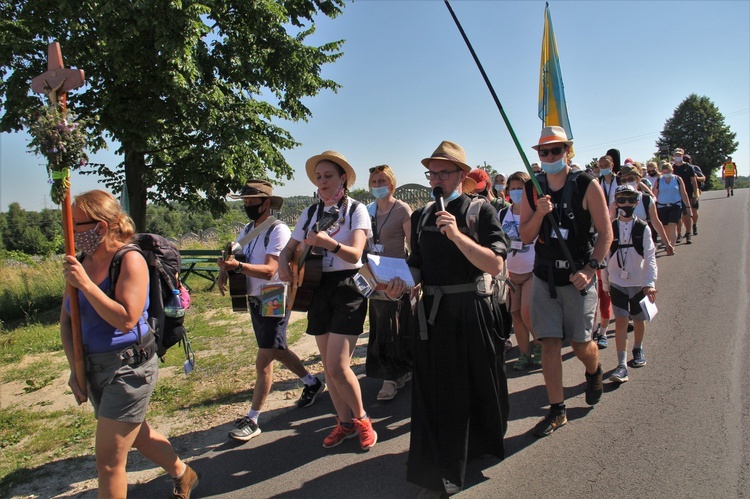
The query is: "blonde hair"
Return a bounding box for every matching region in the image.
[73,190,135,244]
[598,155,613,167]
[368,164,397,193]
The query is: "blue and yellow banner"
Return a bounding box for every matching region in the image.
[539,3,573,154]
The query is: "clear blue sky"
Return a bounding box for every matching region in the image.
[1,0,748,212]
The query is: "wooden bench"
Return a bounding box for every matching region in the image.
[179,249,223,291]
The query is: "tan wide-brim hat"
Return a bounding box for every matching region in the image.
[305,150,356,188]
[229,179,283,210]
[421,140,471,172]
[532,126,574,151]
[462,176,478,194]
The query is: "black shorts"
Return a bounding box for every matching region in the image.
[249,298,288,349]
[307,269,367,336]
[690,198,699,209]
[657,204,682,225]
[725,177,735,188]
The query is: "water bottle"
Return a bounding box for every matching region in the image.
[164,288,185,318]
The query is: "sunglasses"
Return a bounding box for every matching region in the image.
[538,146,564,157]
[615,197,638,205]
[620,176,638,183]
[369,165,388,174]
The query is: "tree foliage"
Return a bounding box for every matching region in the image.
[656,94,738,189]
[0,0,346,231]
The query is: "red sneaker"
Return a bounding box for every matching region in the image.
[353,416,378,450]
[322,419,357,448]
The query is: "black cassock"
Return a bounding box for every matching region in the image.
[406,194,509,494]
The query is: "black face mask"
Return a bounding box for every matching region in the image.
[647,170,656,175]
[617,205,636,218]
[244,203,265,221]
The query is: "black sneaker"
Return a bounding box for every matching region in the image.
[676,233,682,244]
[692,224,698,236]
[585,363,603,405]
[297,378,325,408]
[228,416,261,442]
[533,409,568,437]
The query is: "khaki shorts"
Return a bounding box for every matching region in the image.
[530,275,597,343]
[87,348,158,423]
[508,271,533,313]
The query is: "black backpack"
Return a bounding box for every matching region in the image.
[609,218,648,258]
[109,234,189,361]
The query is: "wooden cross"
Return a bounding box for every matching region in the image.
[31,41,88,399]
[30,41,85,109]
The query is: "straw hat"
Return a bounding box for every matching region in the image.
[229,179,283,210]
[462,176,478,194]
[305,150,356,188]
[421,141,471,172]
[532,126,573,151]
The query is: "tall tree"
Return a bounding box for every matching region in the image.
[0,0,345,231]
[656,94,738,189]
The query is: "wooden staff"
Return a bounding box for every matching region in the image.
[31,42,87,397]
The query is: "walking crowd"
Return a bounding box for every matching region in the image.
[61,126,737,498]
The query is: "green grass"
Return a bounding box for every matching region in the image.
[0,280,309,495]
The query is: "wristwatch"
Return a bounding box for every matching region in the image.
[232,262,243,274]
[588,258,606,270]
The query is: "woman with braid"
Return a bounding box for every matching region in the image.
[279,151,379,451]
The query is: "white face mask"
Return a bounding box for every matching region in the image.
[673,156,683,164]
[494,183,506,193]
[662,173,673,179]
[626,181,639,190]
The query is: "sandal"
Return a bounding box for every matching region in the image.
[377,381,398,401]
[395,372,412,389]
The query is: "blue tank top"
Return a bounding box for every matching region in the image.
[657,177,681,205]
[65,275,150,354]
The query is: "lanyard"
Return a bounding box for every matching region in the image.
[373,201,396,244]
[601,178,614,203]
[616,221,632,269]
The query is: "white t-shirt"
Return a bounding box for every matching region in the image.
[235,221,291,296]
[290,198,372,272]
[499,207,535,274]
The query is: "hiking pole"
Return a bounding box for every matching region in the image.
[443,0,585,294]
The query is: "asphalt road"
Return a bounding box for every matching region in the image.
[136,189,749,499]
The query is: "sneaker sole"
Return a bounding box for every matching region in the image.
[298,383,326,408]
[322,431,357,449]
[361,431,378,450]
[630,361,647,368]
[608,374,629,383]
[228,427,262,442]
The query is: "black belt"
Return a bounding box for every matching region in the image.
[418,282,477,340]
[86,332,156,372]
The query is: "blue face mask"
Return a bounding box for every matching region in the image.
[371,186,390,199]
[600,168,612,176]
[494,183,506,193]
[509,189,523,205]
[541,158,566,175]
[430,189,460,204]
